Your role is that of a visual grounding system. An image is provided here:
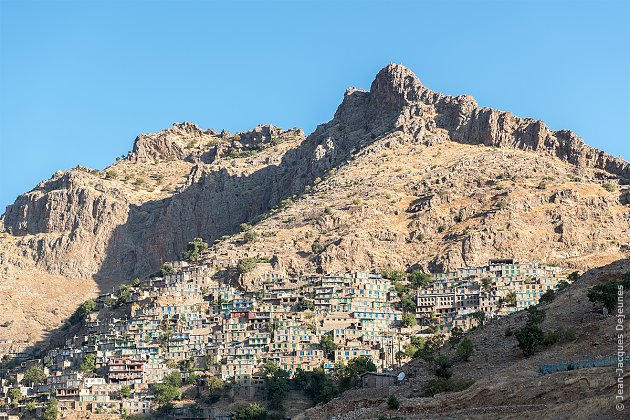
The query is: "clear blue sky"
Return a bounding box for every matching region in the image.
[1,0,629,212]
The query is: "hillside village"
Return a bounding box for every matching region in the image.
[0,253,569,419]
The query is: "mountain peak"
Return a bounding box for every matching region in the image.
[369,63,425,108]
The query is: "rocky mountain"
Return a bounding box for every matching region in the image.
[1,63,629,348]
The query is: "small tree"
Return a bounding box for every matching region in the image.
[587,281,620,313]
[399,294,417,313]
[161,262,175,276]
[400,313,417,328]
[457,338,473,361]
[237,258,257,274]
[120,385,132,399]
[232,403,267,420]
[408,271,432,289]
[526,306,546,326]
[164,371,182,388]
[320,334,338,359]
[503,291,517,307]
[264,367,290,410]
[118,284,132,303]
[8,387,21,407]
[470,310,486,327]
[69,299,97,325]
[568,271,580,282]
[515,323,544,357]
[80,353,96,374]
[21,365,47,386]
[335,356,377,390]
[539,289,556,304]
[433,355,453,379]
[448,326,464,346]
[481,277,494,292]
[183,237,208,261]
[152,373,182,409]
[515,306,546,357]
[42,397,59,420]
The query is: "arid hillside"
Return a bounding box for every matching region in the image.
[1,64,629,351]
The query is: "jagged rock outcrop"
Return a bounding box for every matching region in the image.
[130,122,216,163]
[369,64,630,181]
[0,170,131,277]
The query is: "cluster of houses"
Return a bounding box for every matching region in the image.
[0,258,567,418]
[416,259,567,331]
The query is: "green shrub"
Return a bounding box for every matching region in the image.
[105,170,118,179]
[481,277,494,291]
[21,365,47,386]
[232,403,267,420]
[161,262,175,276]
[183,237,208,261]
[587,280,626,313]
[408,271,432,288]
[539,289,556,304]
[503,291,517,306]
[537,181,547,190]
[8,387,21,407]
[423,378,475,397]
[381,269,404,282]
[69,299,97,325]
[602,183,616,192]
[237,258,258,274]
[400,313,417,328]
[80,353,96,373]
[42,397,59,420]
[243,230,258,243]
[120,385,132,399]
[564,328,577,342]
[387,394,400,410]
[515,307,546,357]
[457,338,473,361]
[543,330,560,346]
[311,241,325,254]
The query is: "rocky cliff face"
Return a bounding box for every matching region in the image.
[1,63,628,285]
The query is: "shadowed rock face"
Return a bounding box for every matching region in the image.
[1,63,628,284]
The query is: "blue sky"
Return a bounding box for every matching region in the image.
[1,0,629,211]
